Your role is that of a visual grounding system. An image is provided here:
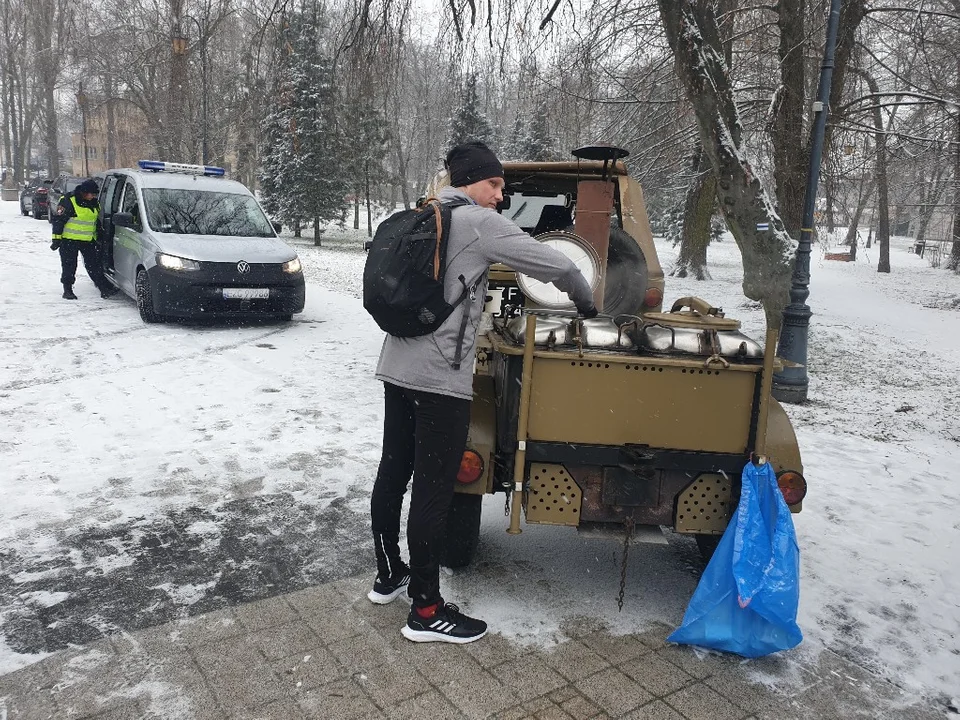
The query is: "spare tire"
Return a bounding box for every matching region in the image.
[602,226,649,317]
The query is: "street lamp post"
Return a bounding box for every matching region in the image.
[185,15,208,165]
[772,0,843,404]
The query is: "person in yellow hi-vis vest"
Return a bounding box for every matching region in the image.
[50,178,118,300]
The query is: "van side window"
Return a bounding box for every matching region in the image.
[103,176,122,215]
[120,182,141,229]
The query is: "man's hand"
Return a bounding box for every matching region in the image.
[576,302,598,319]
[50,240,61,251]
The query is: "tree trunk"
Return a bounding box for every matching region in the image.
[857,70,891,273]
[913,168,944,247]
[353,192,360,230]
[168,0,188,158]
[844,176,875,245]
[105,77,116,168]
[770,0,808,239]
[823,0,867,166]
[658,1,795,327]
[949,80,960,271]
[313,216,321,246]
[673,146,714,280]
[294,220,301,238]
[365,161,373,237]
[393,135,411,210]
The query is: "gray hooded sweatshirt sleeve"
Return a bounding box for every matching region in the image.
[375,186,594,400]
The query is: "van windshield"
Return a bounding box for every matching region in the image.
[142,189,275,237]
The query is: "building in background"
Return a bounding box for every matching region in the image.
[71,101,151,175]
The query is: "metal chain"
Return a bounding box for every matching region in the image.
[504,491,510,516]
[617,518,635,612]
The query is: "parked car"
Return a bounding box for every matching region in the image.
[98,160,305,323]
[46,176,86,222]
[19,178,53,218]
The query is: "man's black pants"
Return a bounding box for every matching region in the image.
[371,381,471,608]
[59,240,110,292]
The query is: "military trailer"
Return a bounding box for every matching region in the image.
[442,145,807,567]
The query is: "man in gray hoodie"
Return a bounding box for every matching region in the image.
[368,141,597,644]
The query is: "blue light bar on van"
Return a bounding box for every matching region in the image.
[137,160,225,177]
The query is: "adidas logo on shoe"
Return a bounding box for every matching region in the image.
[367,572,410,605]
[401,603,487,644]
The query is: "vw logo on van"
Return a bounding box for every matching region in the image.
[237,261,251,274]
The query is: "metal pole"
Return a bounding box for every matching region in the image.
[772,0,843,404]
[508,312,538,535]
[188,15,208,165]
[200,20,208,166]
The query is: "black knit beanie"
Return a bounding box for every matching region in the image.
[75,179,99,196]
[445,141,503,187]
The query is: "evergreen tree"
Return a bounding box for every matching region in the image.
[447,73,495,150]
[501,115,525,161]
[260,11,347,240]
[342,93,390,233]
[518,100,557,161]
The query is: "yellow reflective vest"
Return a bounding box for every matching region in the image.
[54,196,98,242]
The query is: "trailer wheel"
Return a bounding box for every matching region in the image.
[695,533,721,562]
[442,493,482,568]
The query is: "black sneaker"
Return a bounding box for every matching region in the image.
[367,571,410,605]
[401,603,487,644]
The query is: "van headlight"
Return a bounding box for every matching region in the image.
[156,253,200,271]
[282,257,302,274]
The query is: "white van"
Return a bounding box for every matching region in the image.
[98,161,305,323]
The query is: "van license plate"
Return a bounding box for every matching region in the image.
[223,288,269,299]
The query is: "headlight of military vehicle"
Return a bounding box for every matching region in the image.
[156,253,200,271]
[282,257,302,274]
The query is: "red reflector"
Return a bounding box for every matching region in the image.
[776,471,807,506]
[643,286,663,308]
[457,450,484,484]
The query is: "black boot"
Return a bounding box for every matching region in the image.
[62,284,77,300]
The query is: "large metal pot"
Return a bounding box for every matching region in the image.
[631,296,763,360]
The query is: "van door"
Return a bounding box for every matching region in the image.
[98,174,124,274]
[113,181,144,294]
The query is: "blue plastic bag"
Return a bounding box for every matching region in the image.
[668,460,802,657]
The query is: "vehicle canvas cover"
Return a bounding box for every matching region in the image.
[363,199,467,337]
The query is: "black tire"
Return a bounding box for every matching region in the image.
[695,533,721,562]
[20,201,28,216]
[560,224,649,317]
[136,269,163,324]
[602,225,649,316]
[279,314,293,322]
[32,204,42,219]
[442,493,483,568]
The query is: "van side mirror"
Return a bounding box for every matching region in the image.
[272,221,282,233]
[496,195,512,213]
[113,212,135,229]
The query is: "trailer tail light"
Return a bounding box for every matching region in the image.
[776,470,807,506]
[457,450,484,484]
[643,286,663,308]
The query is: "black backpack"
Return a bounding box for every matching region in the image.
[363,198,469,339]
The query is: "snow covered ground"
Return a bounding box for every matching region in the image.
[1,200,958,714]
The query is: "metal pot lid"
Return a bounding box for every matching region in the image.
[516,231,601,309]
[643,296,741,330]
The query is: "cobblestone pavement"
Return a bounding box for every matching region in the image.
[0,575,945,720]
